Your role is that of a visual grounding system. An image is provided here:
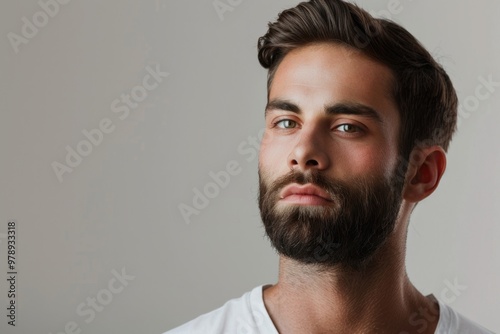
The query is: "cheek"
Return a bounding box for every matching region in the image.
[334,144,395,179]
[259,133,291,175]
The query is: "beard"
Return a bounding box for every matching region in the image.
[258,166,405,271]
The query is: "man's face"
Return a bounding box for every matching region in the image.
[258,43,405,270]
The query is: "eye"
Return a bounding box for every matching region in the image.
[335,123,360,133]
[274,119,297,129]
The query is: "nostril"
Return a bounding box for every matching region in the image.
[306,159,319,166]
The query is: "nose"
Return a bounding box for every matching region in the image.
[288,127,331,172]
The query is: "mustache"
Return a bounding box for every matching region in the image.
[260,169,354,200]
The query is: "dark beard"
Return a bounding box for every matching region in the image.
[258,168,405,271]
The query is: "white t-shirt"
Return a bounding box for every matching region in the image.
[164,285,494,334]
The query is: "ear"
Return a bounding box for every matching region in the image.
[403,146,447,203]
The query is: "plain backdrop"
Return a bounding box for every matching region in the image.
[1,0,499,333]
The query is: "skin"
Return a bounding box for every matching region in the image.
[259,42,447,334]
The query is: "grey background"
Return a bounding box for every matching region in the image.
[0,0,499,333]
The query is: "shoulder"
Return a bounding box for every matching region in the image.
[163,285,277,334]
[434,297,494,334]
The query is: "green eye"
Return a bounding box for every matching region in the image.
[337,124,358,133]
[276,119,297,129]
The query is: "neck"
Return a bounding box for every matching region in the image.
[263,215,439,333]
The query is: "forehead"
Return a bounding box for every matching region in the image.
[269,43,398,120]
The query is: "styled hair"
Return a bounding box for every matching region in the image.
[257,0,458,159]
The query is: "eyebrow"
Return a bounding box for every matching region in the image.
[265,99,384,123]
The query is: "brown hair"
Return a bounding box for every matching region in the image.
[257,0,458,160]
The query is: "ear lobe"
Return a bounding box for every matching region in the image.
[403,146,447,203]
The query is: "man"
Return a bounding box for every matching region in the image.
[166,0,493,333]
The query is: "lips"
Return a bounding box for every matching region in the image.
[279,183,333,205]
